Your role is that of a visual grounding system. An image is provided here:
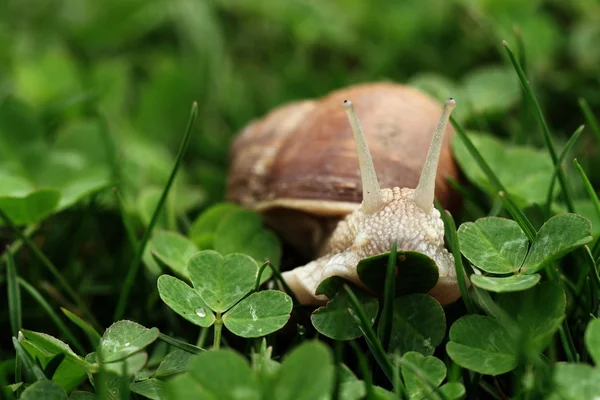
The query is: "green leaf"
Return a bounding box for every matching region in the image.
[437,382,466,400]
[14,337,46,381]
[20,330,87,368]
[458,217,529,274]
[20,380,67,400]
[311,277,379,341]
[521,213,593,273]
[447,315,518,375]
[214,210,282,268]
[87,351,148,377]
[223,290,292,338]
[166,373,212,399]
[154,349,194,378]
[187,349,260,400]
[584,319,600,365]
[150,230,199,278]
[470,273,541,293]
[188,251,258,313]
[400,352,446,400]
[552,363,600,399]
[130,379,167,400]
[68,391,96,399]
[98,321,159,363]
[386,294,446,356]
[88,368,134,399]
[452,133,554,206]
[189,202,241,247]
[20,333,87,392]
[357,251,439,296]
[44,160,110,211]
[157,275,215,328]
[462,66,520,115]
[60,308,101,348]
[49,358,87,393]
[0,188,61,225]
[338,381,398,400]
[269,341,333,400]
[497,281,565,354]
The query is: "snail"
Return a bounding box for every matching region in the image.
[227,82,462,305]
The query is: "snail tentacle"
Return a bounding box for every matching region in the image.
[342,99,384,214]
[414,98,457,212]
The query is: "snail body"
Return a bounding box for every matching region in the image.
[227,82,462,305]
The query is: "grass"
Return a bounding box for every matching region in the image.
[2,1,600,399]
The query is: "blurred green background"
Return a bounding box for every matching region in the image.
[1,0,600,353]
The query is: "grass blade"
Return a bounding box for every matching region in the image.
[573,158,600,223]
[349,341,377,400]
[451,117,506,193]
[439,209,476,314]
[270,263,300,306]
[158,333,204,354]
[394,354,450,400]
[6,250,22,393]
[114,101,198,320]
[19,278,86,355]
[7,251,22,338]
[379,241,397,351]
[573,158,600,262]
[498,191,536,242]
[344,285,399,391]
[113,187,139,254]
[0,224,38,272]
[451,117,537,240]
[503,40,575,213]
[12,337,46,381]
[579,98,600,144]
[580,246,600,307]
[61,307,102,349]
[332,341,343,400]
[255,261,270,292]
[544,126,584,217]
[0,209,96,327]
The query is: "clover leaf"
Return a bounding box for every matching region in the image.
[458,217,529,274]
[446,315,519,375]
[385,294,446,356]
[521,213,593,273]
[459,214,592,293]
[150,230,199,278]
[188,251,258,313]
[158,250,293,342]
[157,275,216,328]
[357,251,439,296]
[222,291,292,338]
[400,352,446,400]
[98,321,159,363]
[311,277,379,341]
[469,274,541,293]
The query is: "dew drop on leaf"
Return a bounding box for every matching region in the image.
[195,307,206,317]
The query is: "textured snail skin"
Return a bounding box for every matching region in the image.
[281,187,461,306]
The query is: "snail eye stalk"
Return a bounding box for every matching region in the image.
[342,99,384,214]
[413,98,457,212]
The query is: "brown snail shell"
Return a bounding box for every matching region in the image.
[226,82,460,257]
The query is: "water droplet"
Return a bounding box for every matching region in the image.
[124,342,130,347]
[195,307,206,317]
